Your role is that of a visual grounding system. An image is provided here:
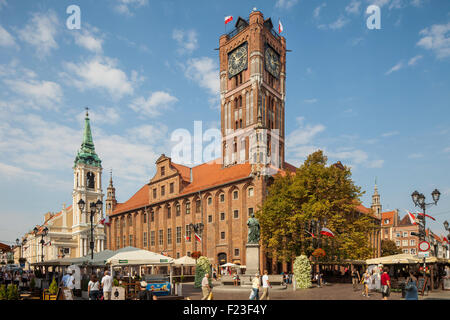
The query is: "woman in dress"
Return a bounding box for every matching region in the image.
[362,269,370,297]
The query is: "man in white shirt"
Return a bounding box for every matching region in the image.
[67,270,75,292]
[250,272,260,300]
[101,271,113,300]
[201,273,211,300]
[260,270,271,300]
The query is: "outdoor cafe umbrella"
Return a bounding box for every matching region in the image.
[173,255,196,276]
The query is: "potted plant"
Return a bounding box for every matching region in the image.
[0,285,7,300]
[7,284,19,300]
[46,277,58,300]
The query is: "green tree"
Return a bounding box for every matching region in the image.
[7,284,19,300]
[0,285,7,300]
[194,256,212,288]
[258,150,378,262]
[381,240,402,256]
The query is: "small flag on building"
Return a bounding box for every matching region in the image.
[405,210,417,225]
[225,16,233,24]
[443,237,449,244]
[417,212,436,221]
[194,233,202,242]
[278,20,284,34]
[44,241,51,246]
[320,227,335,238]
[305,230,316,238]
[185,236,190,241]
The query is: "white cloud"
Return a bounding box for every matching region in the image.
[328,149,368,164]
[381,131,399,137]
[0,0,7,10]
[17,10,59,58]
[61,57,135,99]
[367,159,385,168]
[3,79,62,109]
[275,0,298,9]
[172,29,198,54]
[114,0,148,16]
[417,22,450,59]
[184,57,220,96]
[129,91,178,118]
[313,3,326,19]
[443,147,450,153]
[0,25,17,48]
[73,27,103,53]
[286,117,326,147]
[303,98,318,104]
[408,153,424,159]
[385,62,403,75]
[345,0,361,15]
[320,17,350,30]
[408,55,423,66]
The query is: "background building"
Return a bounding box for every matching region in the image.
[18,110,106,266]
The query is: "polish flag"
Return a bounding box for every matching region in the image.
[417,212,436,221]
[44,241,51,246]
[185,236,190,241]
[320,227,335,238]
[405,210,417,225]
[278,20,284,34]
[443,237,449,244]
[225,16,233,24]
[99,217,111,226]
[306,230,316,238]
[194,233,202,242]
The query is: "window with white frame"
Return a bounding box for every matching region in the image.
[396,240,401,246]
[410,239,415,246]
[402,240,408,246]
[403,249,409,254]
[403,231,408,237]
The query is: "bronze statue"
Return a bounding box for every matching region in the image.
[247,213,260,244]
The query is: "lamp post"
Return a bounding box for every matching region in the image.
[411,189,440,281]
[189,222,204,255]
[15,239,20,263]
[78,198,102,260]
[444,220,450,259]
[33,226,48,262]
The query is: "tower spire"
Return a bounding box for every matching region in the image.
[74,108,102,168]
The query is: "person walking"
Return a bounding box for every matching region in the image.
[201,273,211,300]
[352,268,361,291]
[101,271,113,300]
[61,269,70,288]
[232,271,239,286]
[404,271,418,300]
[380,267,391,300]
[250,273,260,300]
[260,270,271,300]
[362,269,370,297]
[88,274,100,300]
[67,270,76,294]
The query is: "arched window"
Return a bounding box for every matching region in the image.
[87,172,95,189]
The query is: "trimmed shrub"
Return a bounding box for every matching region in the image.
[194,256,212,288]
[293,255,312,289]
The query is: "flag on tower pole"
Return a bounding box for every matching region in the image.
[305,230,316,238]
[278,20,284,34]
[194,233,202,242]
[225,16,233,24]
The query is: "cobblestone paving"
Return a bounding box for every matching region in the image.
[181,281,450,300]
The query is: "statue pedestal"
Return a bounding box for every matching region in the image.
[245,243,260,276]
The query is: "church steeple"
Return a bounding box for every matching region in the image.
[371,178,382,219]
[74,108,102,168]
[105,169,117,216]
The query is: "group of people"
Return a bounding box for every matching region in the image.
[201,270,272,300]
[0,268,32,291]
[60,269,114,300]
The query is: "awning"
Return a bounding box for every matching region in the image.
[106,249,174,266]
[173,256,196,266]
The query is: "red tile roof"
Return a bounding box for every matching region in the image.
[398,214,413,226]
[381,210,396,226]
[113,185,150,215]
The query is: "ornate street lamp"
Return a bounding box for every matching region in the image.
[34,226,48,262]
[411,190,420,206]
[79,199,103,260]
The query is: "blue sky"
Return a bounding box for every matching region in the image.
[0,0,449,244]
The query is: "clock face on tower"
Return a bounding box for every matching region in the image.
[228,42,248,78]
[265,45,280,78]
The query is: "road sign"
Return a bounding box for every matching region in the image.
[418,241,430,252]
[418,251,429,258]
